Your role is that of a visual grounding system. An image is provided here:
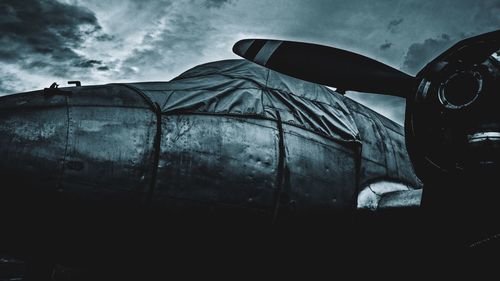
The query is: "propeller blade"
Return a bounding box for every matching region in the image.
[418,29,500,77]
[233,39,417,97]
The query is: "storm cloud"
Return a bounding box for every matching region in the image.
[402,34,454,75]
[387,18,403,33]
[0,0,107,77]
[203,0,233,8]
[380,41,393,51]
[114,0,236,81]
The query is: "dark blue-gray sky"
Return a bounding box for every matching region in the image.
[1,0,499,124]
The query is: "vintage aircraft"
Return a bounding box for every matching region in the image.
[0,57,422,217]
[232,29,500,247]
[0,29,498,279]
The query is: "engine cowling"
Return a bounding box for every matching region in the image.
[406,47,500,180]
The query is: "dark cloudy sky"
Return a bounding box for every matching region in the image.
[1,0,499,124]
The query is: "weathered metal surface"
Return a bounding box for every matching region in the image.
[152,115,279,212]
[281,124,358,211]
[60,85,157,205]
[0,60,422,218]
[342,97,422,190]
[342,98,390,184]
[0,90,68,194]
[0,85,158,208]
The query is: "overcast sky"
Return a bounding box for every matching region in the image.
[1,0,499,124]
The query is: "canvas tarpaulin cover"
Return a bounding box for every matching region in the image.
[127,59,359,142]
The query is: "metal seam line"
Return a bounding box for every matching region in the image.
[272,110,286,222]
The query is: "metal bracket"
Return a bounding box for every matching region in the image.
[68,81,81,87]
[44,82,71,96]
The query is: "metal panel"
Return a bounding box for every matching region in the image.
[0,91,68,193]
[68,84,151,108]
[385,128,422,187]
[281,124,359,210]
[345,97,421,189]
[59,86,157,205]
[348,110,389,186]
[370,113,399,177]
[375,110,421,188]
[152,115,279,212]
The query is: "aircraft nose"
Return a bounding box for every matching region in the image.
[0,90,69,198]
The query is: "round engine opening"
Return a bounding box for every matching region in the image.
[438,71,482,109]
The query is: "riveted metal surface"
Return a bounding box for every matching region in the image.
[152,115,279,212]
[344,99,388,185]
[376,113,421,187]
[59,85,157,204]
[370,113,399,177]
[281,124,359,210]
[0,61,422,218]
[385,128,421,186]
[343,96,422,189]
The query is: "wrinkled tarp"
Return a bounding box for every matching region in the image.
[126,59,359,141]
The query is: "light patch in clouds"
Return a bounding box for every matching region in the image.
[67,0,237,83]
[0,70,19,95]
[119,9,222,81]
